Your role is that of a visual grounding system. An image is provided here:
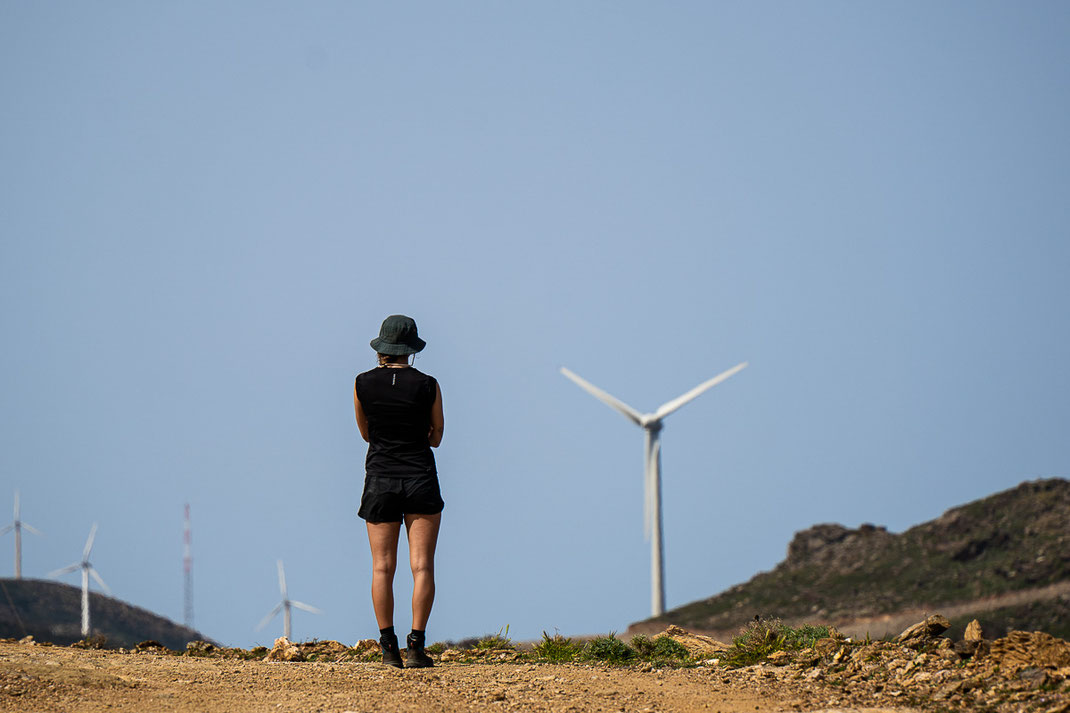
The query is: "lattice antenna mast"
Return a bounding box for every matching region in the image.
[183,504,193,629]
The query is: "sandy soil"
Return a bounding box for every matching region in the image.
[0,643,916,713]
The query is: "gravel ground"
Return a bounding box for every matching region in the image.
[0,643,918,713]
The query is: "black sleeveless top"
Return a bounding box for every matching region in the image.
[355,366,438,478]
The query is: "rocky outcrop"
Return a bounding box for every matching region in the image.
[264,637,371,662]
[785,523,893,570]
[744,615,1070,711]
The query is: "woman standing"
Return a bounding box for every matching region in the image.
[354,315,444,668]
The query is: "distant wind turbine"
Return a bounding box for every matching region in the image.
[256,560,321,640]
[560,362,748,616]
[48,524,110,637]
[1,491,41,579]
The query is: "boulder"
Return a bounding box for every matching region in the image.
[265,636,304,662]
[953,639,984,659]
[983,630,1070,678]
[894,614,950,648]
[657,625,729,658]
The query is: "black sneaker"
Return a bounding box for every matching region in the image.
[380,633,404,668]
[405,633,434,668]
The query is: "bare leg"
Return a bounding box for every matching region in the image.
[366,521,402,630]
[405,512,441,631]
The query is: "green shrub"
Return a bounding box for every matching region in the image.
[650,635,690,661]
[582,634,634,664]
[630,635,654,657]
[630,634,689,664]
[721,618,831,668]
[475,626,514,650]
[534,631,581,662]
[426,642,446,655]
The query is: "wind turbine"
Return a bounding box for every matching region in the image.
[48,524,110,637]
[1,491,41,579]
[560,362,747,616]
[256,560,321,640]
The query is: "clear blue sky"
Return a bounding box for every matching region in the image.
[2,2,1068,648]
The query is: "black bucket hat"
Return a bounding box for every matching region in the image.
[370,314,426,356]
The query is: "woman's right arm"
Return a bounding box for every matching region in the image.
[428,382,444,447]
[354,384,370,442]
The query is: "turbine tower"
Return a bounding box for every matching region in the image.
[183,504,193,629]
[560,362,747,616]
[256,560,321,640]
[1,491,41,579]
[48,524,110,637]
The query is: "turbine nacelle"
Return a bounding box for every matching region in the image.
[639,415,662,431]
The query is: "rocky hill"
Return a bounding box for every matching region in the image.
[0,578,212,649]
[636,478,1070,640]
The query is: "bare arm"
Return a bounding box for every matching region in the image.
[428,382,444,447]
[354,384,370,442]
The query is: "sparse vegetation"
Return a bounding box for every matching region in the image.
[533,631,581,662]
[475,626,514,650]
[629,634,691,664]
[720,618,831,668]
[581,634,635,664]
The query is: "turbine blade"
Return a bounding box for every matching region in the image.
[290,601,322,614]
[256,603,283,631]
[0,525,11,536]
[653,362,748,421]
[277,560,287,598]
[48,563,80,577]
[560,367,643,426]
[22,522,41,536]
[82,523,99,560]
[89,567,111,594]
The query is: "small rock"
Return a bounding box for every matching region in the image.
[437,648,464,662]
[18,636,35,646]
[1020,666,1050,688]
[964,619,984,641]
[134,640,168,653]
[932,680,961,701]
[814,638,840,657]
[895,615,950,648]
[766,651,791,666]
[265,636,304,662]
[953,639,981,659]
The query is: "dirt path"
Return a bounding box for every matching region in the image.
[830,581,1070,640]
[0,643,915,713]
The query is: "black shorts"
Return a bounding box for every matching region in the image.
[358,475,444,523]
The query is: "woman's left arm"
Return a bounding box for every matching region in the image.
[428,382,444,447]
[354,384,370,442]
